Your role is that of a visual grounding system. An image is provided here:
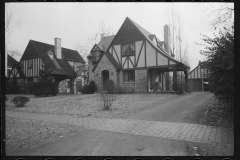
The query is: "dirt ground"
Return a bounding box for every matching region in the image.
[5,117,84,155]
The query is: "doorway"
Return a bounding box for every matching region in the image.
[102,70,109,90]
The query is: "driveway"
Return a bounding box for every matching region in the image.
[123,92,214,124]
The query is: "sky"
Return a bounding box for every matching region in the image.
[6,2,231,70]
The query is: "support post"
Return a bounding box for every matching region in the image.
[165,71,169,91]
[70,78,74,94]
[173,66,177,92]
[202,78,204,91]
[147,69,149,92]
[184,70,188,92]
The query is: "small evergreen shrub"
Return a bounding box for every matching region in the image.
[88,81,97,94]
[11,96,30,107]
[114,87,126,94]
[177,81,185,94]
[80,85,91,94]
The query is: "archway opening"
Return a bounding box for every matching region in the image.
[102,70,109,90]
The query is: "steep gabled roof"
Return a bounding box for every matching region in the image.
[127,17,189,69]
[98,35,115,51]
[87,35,115,58]
[22,40,85,77]
[92,51,120,72]
[30,40,85,63]
[129,18,171,58]
[7,55,18,68]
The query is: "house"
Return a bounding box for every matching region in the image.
[188,61,209,91]
[7,54,18,77]
[8,38,85,94]
[87,17,189,93]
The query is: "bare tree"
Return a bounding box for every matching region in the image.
[204,3,234,28]
[88,22,115,46]
[166,5,190,67]
[5,3,13,76]
[7,50,21,59]
[73,22,115,85]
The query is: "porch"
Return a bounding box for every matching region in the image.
[147,64,189,93]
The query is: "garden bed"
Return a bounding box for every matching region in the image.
[200,97,234,129]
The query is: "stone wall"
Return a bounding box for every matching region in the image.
[94,54,118,91]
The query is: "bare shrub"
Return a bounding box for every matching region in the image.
[100,80,116,110]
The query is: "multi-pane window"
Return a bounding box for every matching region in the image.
[123,70,135,82]
[92,51,101,63]
[28,60,33,68]
[121,43,135,56]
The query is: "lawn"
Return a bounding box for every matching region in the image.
[6,93,181,118]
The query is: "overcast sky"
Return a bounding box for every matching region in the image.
[6,2,230,70]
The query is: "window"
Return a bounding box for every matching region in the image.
[122,43,135,56]
[28,60,33,68]
[123,70,135,82]
[92,51,100,63]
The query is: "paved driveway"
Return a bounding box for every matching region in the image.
[123,92,213,124]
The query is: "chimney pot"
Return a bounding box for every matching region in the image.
[54,38,62,59]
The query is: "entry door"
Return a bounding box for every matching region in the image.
[102,70,109,90]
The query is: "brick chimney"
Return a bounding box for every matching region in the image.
[101,33,105,41]
[164,25,170,55]
[54,38,62,59]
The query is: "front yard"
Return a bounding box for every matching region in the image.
[6,93,181,118]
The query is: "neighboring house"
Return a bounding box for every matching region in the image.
[87,17,189,93]
[7,54,18,77]
[8,38,85,94]
[188,61,209,91]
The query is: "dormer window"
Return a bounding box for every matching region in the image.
[92,51,101,64]
[47,50,54,60]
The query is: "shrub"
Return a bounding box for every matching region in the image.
[80,85,91,94]
[186,82,192,93]
[34,89,45,97]
[6,78,22,94]
[22,83,36,94]
[88,81,97,94]
[177,81,185,94]
[114,87,126,94]
[100,90,116,111]
[11,96,30,107]
[105,80,115,94]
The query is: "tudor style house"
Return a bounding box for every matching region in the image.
[8,38,85,94]
[87,17,189,93]
[188,61,209,91]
